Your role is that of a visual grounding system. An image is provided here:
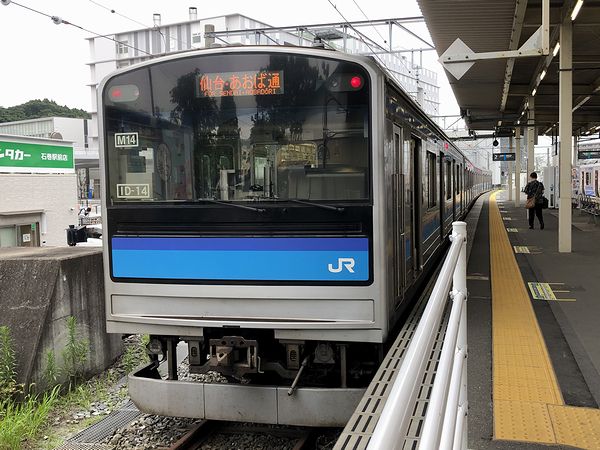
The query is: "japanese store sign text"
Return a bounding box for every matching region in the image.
[0,140,74,173]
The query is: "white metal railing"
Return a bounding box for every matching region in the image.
[367,221,468,450]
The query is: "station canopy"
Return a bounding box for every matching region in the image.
[417,0,600,136]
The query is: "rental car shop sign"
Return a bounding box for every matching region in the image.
[0,137,74,174]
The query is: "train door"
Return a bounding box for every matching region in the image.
[402,132,414,283]
[392,125,405,299]
[452,160,456,221]
[440,152,445,241]
[411,136,423,272]
[458,164,466,215]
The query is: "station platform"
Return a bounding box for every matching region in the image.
[468,190,600,449]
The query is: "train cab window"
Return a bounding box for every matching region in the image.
[427,151,437,208]
[103,53,371,204]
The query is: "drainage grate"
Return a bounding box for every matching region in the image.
[55,444,114,450]
[66,401,141,444]
[334,280,451,450]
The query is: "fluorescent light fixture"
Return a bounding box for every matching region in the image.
[517,120,520,125]
[532,88,537,96]
[540,69,546,81]
[571,0,583,20]
[573,95,592,111]
[553,42,560,57]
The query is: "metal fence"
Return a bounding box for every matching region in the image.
[367,221,468,450]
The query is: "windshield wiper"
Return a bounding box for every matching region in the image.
[203,199,266,213]
[289,199,345,213]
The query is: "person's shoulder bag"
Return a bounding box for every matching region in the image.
[525,181,541,209]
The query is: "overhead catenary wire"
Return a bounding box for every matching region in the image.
[87,0,148,29]
[5,0,153,56]
[86,0,185,52]
[325,0,421,95]
[347,0,415,75]
[350,0,389,45]
[325,0,388,66]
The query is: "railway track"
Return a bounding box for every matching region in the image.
[167,420,317,450]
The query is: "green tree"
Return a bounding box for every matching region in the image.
[0,99,90,123]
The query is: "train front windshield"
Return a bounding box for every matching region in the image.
[103,52,371,204]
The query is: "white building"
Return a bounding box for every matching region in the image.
[0,117,93,166]
[0,117,99,200]
[86,12,274,160]
[86,9,441,160]
[0,135,78,248]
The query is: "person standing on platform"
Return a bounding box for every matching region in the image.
[524,172,545,230]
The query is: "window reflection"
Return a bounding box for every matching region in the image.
[105,53,370,203]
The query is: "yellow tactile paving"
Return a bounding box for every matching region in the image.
[494,400,555,444]
[489,191,563,410]
[548,404,600,449]
[488,191,600,448]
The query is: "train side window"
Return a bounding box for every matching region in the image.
[427,151,437,208]
[446,160,452,200]
[455,164,459,195]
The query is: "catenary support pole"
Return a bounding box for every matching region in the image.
[527,96,535,176]
[515,129,521,207]
[559,19,572,253]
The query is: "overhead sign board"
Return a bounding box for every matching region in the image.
[0,139,74,174]
[578,150,600,160]
[492,153,516,162]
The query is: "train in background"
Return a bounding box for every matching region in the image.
[578,161,600,197]
[99,45,491,426]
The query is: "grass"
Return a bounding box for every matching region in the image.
[0,326,21,399]
[25,369,126,450]
[0,388,59,450]
[0,330,148,450]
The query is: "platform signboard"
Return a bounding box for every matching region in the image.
[578,150,600,160]
[492,153,516,161]
[0,138,74,174]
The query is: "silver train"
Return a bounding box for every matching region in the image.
[99,46,491,426]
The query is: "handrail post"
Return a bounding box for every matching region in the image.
[448,221,468,450]
[453,222,468,450]
[452,221,467,300]
[419,222,468,450]
[366,222,467,450]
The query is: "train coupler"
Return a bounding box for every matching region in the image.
[208,336,259,378]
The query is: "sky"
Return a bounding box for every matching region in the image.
[0,0,461,117]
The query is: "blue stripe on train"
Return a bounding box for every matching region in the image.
[112,236,368,252]
[111,237,369,281]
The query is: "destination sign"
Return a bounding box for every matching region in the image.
[492,153,516,161]
[196,71,284,98]
[578,150,600,160]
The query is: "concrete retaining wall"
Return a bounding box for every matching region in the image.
[0,247,122,390]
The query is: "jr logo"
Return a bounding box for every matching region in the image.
[328,258,356,273]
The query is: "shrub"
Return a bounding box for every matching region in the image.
[61,317,89,384]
